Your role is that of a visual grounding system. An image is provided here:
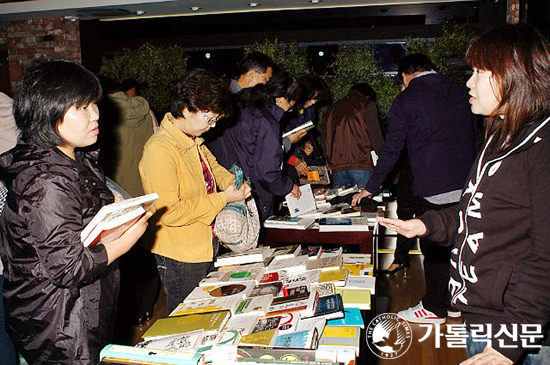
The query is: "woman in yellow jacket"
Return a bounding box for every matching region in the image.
[139,69,252,314]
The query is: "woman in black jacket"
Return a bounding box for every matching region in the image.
[0,59,151,364]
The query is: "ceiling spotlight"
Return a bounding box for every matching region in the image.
[63,15,78,22]
[190,6,201,12]
[318,51,324,57]
[248,2,260,7]
[310,0,322,4]
[205,53,211,59]
[136,10,145,15]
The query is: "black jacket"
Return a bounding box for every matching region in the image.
[0,142,118,364]
[420,116,550,363]
[366,73,479,197]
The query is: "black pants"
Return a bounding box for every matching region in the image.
[393,157,415,265]
[412,196,455,318]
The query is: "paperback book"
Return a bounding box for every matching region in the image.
[263,216,316,230]
[214,246,274,267]
[318,217,370,232]
[100,344,205,365]
[169,295,242,316]
[281,120,314,138]
[285,184,317,217]
[81,192,159,247]
[142,310,231,340]
[233,295,274,317]
[198,267,266,287]
[183,282,255,304]
[135,329,204,352]
[269,244,302,260]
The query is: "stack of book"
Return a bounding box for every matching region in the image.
[99,246,375,365]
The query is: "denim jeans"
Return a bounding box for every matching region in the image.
[466,329,550,365]
[0,276,17,365]
[332,169,372,187]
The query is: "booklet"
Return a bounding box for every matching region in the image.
[81,192,159,247]
[285,184,317,218]
[282,120,314,138]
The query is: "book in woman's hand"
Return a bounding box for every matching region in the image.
[81,192,159,247]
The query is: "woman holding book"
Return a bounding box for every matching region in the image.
[139,69,252,315]
[377,24,550,364]
[0,59,152,364]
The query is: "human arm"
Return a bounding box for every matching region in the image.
[103,212,152,265]
[376,217,427,238]
[351,189,374,206]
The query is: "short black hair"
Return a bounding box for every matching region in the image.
[237,52,275,76]
[397,53,436,82]
[120,79,141,94]
[350,83,377,102]
[298,74,332,107]
[14,59,102,148]
[170,68,233,119]
[238,71,299,111]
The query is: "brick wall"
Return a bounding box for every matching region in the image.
[507,0,521,24]
[4,17,81,92]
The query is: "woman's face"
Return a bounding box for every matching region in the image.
[466,68,500,116]
[180,107,220,137]
[57,102,99,159]
[303,99,318,109]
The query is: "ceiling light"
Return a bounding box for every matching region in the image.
[190,6,201,12]
[136,10,146,15]
[248,2,260,7]
[310,0,322,4]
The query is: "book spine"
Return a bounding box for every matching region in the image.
[100,345,204,365]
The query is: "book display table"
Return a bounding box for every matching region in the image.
[264,228,374,254]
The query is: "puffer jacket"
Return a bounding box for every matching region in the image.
[0,142,118,364]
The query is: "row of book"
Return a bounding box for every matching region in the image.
[99,244,375,365]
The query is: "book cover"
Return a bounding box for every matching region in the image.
[269,312,300,334]
[258,271,281,285]
[267,255,307,273]
[142,311,231,340]
[169,295,241,316]
[223,313,260,335]
[345,275,376,294]
[281,120,314,138]
[249,282,282,298]
[342,253,373,276]
[326,307,365,329]
[298,165,331,186]
[270,244,302,260]
[274,329,318,349]
[234,295,274,317]
[318,247,343,259]
[214,247,274,267]
[306,255,342,272]
[267,290,319,319]
[318,326,361,356]
[313,294,345,321]
[239,328,278,347]
[280,270,321,292]
[183,282,255,303]
[236,346,317,362]
[264,215,303,225]
[318,268,348,287]
[318,217,369,232]
[198,267,266,287]
[271,290,310,305]
[81,192,159,247]
[311,282,336,298]
[285,184,317,218]
[100,344,205,365]
[279,285,309,298]
[334,288,371,310]
[135,329,204,352]
[264,217,315,230]
[251,316,281,333]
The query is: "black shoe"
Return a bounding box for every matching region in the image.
[378,262,410,277]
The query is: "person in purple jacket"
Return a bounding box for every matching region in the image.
[377,24,550,365]
[227,70,302,222]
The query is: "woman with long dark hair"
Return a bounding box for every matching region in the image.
[377,24,550,365]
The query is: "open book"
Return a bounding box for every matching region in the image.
[282,120,314,138]
[81,192,159,247]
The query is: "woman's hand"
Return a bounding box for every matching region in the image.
[294,158,309,176]
[103,211,153,265]
[290,184,301,199]
[352,189,373,206]
[376,217,427,238]
[224,182,252,203]
[459,347,513,365]
[288,129,307,144]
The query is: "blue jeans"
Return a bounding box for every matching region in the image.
[0,276,17,365]
[154,255,215,316]
[466,329,550,365]
[332,169,372,188]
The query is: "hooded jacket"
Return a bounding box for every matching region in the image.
[420,116,550,363]
[0,142,117,364]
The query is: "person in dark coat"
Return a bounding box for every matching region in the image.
[0,59,151,364]
[221,71,302,222]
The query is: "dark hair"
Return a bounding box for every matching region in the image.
[350,83,377,102]
[170,68,233,119]
[14,59,102,148]
[466,23,550,150]
[298,74,332,107]
[237,52,275,76]
[120,79,141,94]
[238,71,299,111]
[397,53,436,83]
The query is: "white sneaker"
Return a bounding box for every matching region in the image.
[447,310,462,318]
[396,301,445,324]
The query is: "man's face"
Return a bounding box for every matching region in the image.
[251,66,273,86]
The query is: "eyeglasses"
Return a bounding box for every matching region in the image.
[256,71,270,83]
[199,110,220,126]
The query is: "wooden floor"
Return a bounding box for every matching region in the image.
[114,235,467,365]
